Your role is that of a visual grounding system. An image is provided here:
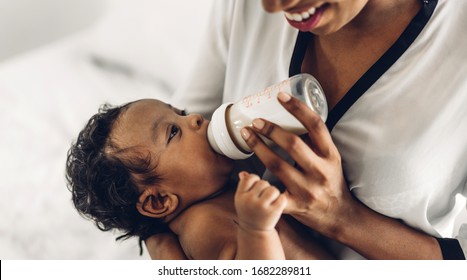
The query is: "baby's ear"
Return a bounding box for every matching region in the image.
[136,187,179,219]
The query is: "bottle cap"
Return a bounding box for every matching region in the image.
[207,103,253,160]
[302,74,328,122]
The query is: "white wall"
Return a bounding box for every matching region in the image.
[0,0,106,62]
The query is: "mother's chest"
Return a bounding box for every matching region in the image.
[331,97,467,219]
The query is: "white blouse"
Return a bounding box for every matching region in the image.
[172,0,467,258]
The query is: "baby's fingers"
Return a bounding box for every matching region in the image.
[237,171,261,193]
[258,186,282,205]
[272,194,287,212]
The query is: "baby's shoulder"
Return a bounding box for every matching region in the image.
[178,199,238,259]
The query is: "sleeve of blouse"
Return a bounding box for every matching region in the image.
[171,0,236,118]
[455,225,467,259]
[437,182,467,260]
[454,182,467,259]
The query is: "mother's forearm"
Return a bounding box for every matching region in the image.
[332,202,443,260]
[145,233,188,260]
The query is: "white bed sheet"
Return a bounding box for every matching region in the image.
[0,35,172,259]
[0,0,214,259]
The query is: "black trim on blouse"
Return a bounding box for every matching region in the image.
[289,0,438,131]
[289,0,466,260]
[436,238,466,260]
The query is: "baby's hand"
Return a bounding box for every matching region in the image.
[235,171,287,233]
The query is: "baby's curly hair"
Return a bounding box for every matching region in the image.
[65,102,169,254]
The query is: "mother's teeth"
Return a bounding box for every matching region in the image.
[285,7,317,22]
[293,14,303,21]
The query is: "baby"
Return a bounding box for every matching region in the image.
[66,98,331,259]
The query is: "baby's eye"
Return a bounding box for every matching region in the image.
[180,109,187,116]
[168,125,179,143]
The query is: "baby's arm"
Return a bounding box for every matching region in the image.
[234,171,287,259]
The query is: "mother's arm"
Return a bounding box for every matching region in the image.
[145,232,187,260]
[240,92,444,260]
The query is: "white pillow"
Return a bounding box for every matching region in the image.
[86,0,214,94]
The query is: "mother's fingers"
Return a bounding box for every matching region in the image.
[278,92,336,158]
[241,127,304,189]
[251,118,319,173]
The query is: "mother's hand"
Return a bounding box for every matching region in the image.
[240,93,357,238]
[241,93,445,259]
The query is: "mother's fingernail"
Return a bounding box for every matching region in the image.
[278,92,292,102]
[238,171,248,179]
[241,128,250,140]
[252,119,265,130]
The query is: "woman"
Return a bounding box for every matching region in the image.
[152,0,466,259]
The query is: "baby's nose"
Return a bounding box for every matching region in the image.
[189,114,204,130]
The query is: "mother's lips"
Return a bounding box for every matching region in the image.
[284,7,317,22]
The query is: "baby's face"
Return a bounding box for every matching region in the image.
[111,99,234,204]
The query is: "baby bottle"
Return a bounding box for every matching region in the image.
[207,74,328,160]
